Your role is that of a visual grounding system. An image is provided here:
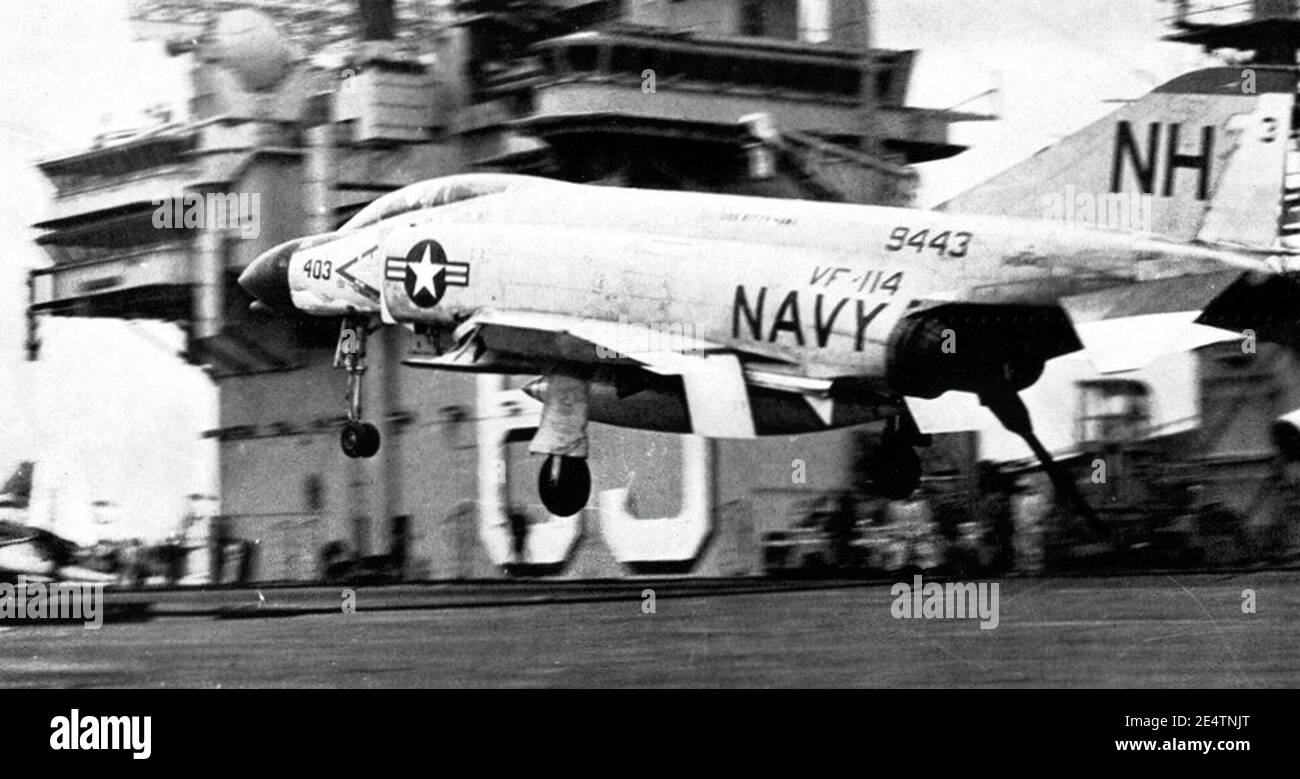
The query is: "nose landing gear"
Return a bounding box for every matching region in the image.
[337,317,380,459]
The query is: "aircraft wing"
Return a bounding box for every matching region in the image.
[459,310,737,373]
[0,520,39,548]
[0,521,116,584]
[406,310,761,437]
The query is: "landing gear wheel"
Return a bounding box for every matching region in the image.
[867,436,921,500]
[538,454,591,517]
[335,317,381,459]
[341,421,381,459]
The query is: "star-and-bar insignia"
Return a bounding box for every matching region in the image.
[384,239,469,308]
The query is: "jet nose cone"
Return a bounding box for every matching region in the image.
[239,239,299,310]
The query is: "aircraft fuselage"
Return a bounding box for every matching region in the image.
[276,177,1238,384]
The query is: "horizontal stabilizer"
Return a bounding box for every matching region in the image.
[1060,271,1248,373]
[1197,271,1300,350]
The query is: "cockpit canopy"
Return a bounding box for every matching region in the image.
[341,173,560,231]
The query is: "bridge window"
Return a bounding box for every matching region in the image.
[567,42,599,74]
[610,45,659,78]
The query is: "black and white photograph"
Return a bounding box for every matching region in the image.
[0,0,1295,758]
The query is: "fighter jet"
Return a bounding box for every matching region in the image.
[0,463,115,584]
[240,66,1300,518]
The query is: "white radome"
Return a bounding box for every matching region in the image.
[209,9,290,92]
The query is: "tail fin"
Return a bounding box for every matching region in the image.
[0,461,33,508]
[940,67,1295,249]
